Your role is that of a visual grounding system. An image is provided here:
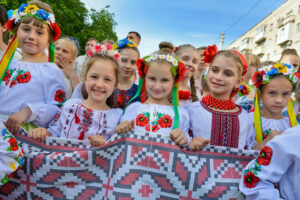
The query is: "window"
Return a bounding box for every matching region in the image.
[256,25,266,34]
[242,38,249,45]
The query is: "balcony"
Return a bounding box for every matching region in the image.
[277,23,293,45]
[255,31,266,43]
[253,46,265,56]
[240,38,249,51]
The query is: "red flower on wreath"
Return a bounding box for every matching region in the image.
[294,72,300,79]
[244,171,260,188]
[16,72,31,83]
[6,19,15,31]
[50,22,61,41]
[252,71,265,88]
[158,115,172,128]
[145,124,160,132]
[54,90,66,103]
[203,44,218,63]
[2,70,10,82]
[8,138,19,151]
[176,61,186,83]
[257,145,273,166]
[136,114,149,127]
[136,59,147,78]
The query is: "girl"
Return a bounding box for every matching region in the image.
[29,44,122,147]
[174,44,200,105]
[115,42,191,146]
[185,46,254,150]
[112,38,141,109]
[249,62,299,150]
[55,37,79,99]
[0,1,66,133]
[194,46,208,90]
[239,124,300,199]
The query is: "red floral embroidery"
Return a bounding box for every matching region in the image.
[8,138,19,151]
[145,124,160,132]
[3,70,10,82]
[203,44,218,63]
[16,72,31,83]
[136,114,149,127]
[6,80,17,88]
[158,115,172,128]
[252,71,265,88]
[54,90,66,103]
[176,62,186,83]
[257,145,273,166]
[244,171,260,188]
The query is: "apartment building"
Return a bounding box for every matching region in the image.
[228,0,300,61]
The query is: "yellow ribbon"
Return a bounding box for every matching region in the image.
[287,98,298,127]
[254,92,263,143]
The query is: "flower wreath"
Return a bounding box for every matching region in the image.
[250,62,299,143]
[127,54,186,130]
[112,38,136,50]
[7,3,61,41]
[87,44,120,60]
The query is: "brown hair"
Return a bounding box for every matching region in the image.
[81,55,119,108]
[0,5,8,26]
[55,37,78,59]
[258,61,276,69]
[260,75,294,94]
[87,38,99,44]
[118,46,140,58]
[200,70,209,94]
[197,46,207,51]
[280,49,299,61]
[175,44,199,102]
[244,53,261,69]
[101,39,115,45]
[12,1,54,41]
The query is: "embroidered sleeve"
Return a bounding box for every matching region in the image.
[239,132,297,200]
[0,123,24,186]
[23,64,67,127]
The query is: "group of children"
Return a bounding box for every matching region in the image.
[1,1,300,199]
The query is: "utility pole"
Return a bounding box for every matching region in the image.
[220,32,224,50]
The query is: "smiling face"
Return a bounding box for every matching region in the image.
[17,21,50,59]
[118,48,139,78]
[84,58,117,105]
[145,61,175,105]
[260,76,293,119]
[178,47,199,78]
[207,55,241,100]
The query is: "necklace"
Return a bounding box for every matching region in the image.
[202,94,236,110]
[178,90,191,100]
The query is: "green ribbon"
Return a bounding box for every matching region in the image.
[172,84,179,129]
[123,78,144,113]
[49,41,55,63]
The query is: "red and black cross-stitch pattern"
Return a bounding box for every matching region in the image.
[0,128,257,199]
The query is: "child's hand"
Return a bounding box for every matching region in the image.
[29,127,51,142]
[88,135,106,147]
[115,120,135,134]
[5,107,32,133]
[267,130,283,140]
[170,129,188,146]
[189,137,210,151]
[253,130,283,150]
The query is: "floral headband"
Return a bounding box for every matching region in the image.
[88,44,120,60]
[250,62,300,90]
[136,54,186,83]
[7,3,61,41]
[112,38,136,50]
[203,44,248,76]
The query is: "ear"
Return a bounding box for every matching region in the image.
[235,77,242,89]
[1,24,7,33]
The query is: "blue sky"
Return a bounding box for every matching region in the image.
[82,0,286,57]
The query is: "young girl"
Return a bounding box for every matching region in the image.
[185,46,254,150]
[55,37,79,99]
[249,62,299,150]
[174,44,200,105]
[29,44,122,147]
[112,38,141,109]
[280,48,300,71]
[115,42,191,146]
[239,124,300,199]
[0,1,66,133]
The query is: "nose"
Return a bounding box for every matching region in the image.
[96,79,104,88]
[28,30,36,40]
[274,95,283,103]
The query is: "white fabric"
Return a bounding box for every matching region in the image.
[73,55,88,80]
[185,101,255,149]
[248,112,291,146]
[239,125,300,200]
[121,102,191,143]
[71,81,85,100]
[0,60,67,127]
[48,98,122,140]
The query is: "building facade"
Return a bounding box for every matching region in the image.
[228,0,300,62]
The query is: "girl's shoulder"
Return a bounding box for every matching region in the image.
[105,108,123,116]
[62,98,82,108]
[124,101,142,111]
[10,60,61,72]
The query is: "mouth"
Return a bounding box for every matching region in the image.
[24,42,37,46]
[211,82,224,87]
[92,89,105,94]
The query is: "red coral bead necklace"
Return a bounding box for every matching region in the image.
[202,94,236,110]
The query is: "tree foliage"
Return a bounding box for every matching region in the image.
[1,0,118,54]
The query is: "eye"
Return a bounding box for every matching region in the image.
[283,92,291,96]
[269,91,276,95]
[131,60,136,65]
[22,26,30,32]
[225,71,233,76]
[55,47,60,51]
[63,49,69,54]
[148,76,155,81]
[104,78,111,82]
[121,58,128,63]
[90,75,97,79]
[161,78,170,82]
